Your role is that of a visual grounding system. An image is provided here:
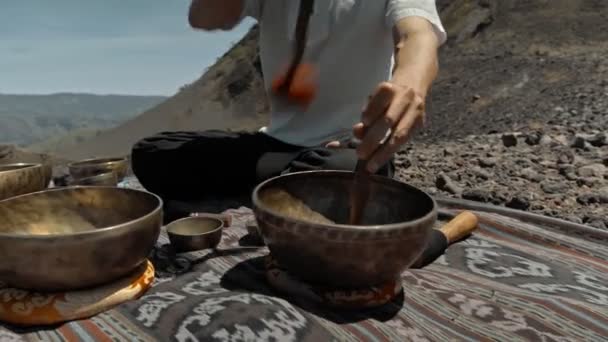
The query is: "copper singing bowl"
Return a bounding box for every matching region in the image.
[0,186,162,291]
[0,163,47,201]
[68,157,129,181]
[252,170,437,288]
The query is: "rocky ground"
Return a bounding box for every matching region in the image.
[391,0,608,230]
[396,77,608,229]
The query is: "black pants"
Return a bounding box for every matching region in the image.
[131,130,394,201]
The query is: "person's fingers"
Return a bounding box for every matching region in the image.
[384,87,415,127]
[352,122,365,140]
[357,88,413,161]
[366,96,424,173]
[416,110,426,130]
[356,118,392,161]
[361,83,394,126]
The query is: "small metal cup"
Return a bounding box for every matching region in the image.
[166,217,224,253]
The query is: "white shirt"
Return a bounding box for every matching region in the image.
[242,0,446,147]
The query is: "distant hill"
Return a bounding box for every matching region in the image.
[48,26,267,160]
[0,93,166,147]
[27,127,105,153]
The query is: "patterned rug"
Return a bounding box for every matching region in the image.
[1,177,606,341]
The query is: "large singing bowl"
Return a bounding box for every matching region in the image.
[0,163,47,201]
[252,170,437,288]
[0,186,163,291]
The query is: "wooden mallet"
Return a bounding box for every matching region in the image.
[410,211,479,269]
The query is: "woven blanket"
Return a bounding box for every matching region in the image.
[2,204,606,341]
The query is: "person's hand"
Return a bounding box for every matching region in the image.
[353,81,426,173]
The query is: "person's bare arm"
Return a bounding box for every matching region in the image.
[188,0,245,30]
[390,17,439,98]
[355,16,440,173]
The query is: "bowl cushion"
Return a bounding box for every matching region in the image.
[265,255,402,309]
[0,260,154,326]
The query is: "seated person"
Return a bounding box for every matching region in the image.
[131,0,446,201]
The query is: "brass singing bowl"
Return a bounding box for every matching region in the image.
[252,170,437,288]
[166,217,224,253]
[68,157,129,182]
[0,186,163,291]
[69,171,118,186]
[0,163,47,201]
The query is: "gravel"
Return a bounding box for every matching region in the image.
[396,89,608,229]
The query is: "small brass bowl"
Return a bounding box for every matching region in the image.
[68,157,129,182]
[167,217,224,253]
[0,163,47,201]
[70,171,118,186]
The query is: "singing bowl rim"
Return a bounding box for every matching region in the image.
[69,171,118,185]
[252,170,437,232]
[0,162,43,173]
[67,156,128,168]
[0,186,163,239]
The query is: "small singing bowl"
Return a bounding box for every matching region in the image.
[166,217,224,253]
[68,157,129,182]
[0,163,47,201]
[70,171,118,186]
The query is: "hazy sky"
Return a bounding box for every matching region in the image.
[0,0,255,96]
